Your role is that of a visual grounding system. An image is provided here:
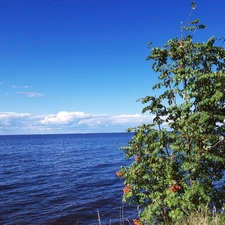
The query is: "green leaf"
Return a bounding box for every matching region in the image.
[189,18,200,25]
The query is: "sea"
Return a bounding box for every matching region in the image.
[0,132,138,225]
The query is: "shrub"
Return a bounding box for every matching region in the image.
[118,2,225,224]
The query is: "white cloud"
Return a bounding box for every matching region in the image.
[77,115,108,127]
[0,112,30,119]
[41,111,155,129]
[41,111,89,124]
[111,114,152,124]
[0,111,157,135]
[0,112,31,127]
[17,92,44,97]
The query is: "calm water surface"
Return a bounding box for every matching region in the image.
[0,133,137,225]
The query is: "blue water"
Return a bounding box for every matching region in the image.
[0,133,137,225]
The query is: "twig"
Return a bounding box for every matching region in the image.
[180,2,196,39]
[184,4,195,28]
[126,218,132,225]
[97,209,102,225]
[120,203,125,225]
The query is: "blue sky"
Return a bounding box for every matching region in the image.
[0,0,224,134]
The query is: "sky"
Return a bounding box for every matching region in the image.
[0,0,225,135]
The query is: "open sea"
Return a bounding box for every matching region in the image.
[0,133,138,225]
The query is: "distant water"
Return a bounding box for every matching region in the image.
[0,133,137,225]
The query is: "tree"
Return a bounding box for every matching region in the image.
[117,2,225,224]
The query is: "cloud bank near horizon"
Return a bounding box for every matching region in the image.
[0,111,156,135]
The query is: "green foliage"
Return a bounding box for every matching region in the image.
[117,2,225,224]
